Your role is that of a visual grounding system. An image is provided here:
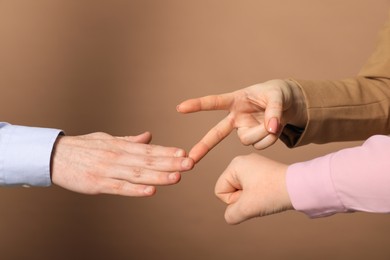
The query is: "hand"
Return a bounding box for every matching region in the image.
[51,132,194,197]
[177,79,307,162]
[215,153,293,224]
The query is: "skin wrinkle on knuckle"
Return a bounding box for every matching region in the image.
[226,192,236,205]
[214,95,222,110]
[132,167,143,179]
[226,114,235,127]
[110,181,128,195]
[199,140,211,150]
[268,93,283,110]
[143,156,155,167]
[144,144,154,156]
[214,128,225,141]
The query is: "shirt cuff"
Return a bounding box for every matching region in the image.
[286,154,348,218]
[0,123,63,187]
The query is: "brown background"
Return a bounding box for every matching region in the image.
[1,0,390,259]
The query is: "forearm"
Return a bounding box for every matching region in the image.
[281,10,390,147]
[290,77,390,146]
[286,135,390,218]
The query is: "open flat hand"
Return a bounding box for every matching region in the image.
[51,132,194,197]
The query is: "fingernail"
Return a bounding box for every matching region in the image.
[144,186,155,195]
[175,149,186,157]
[268,117,279,134]
[181,158,192,169]
[176,105,181,112]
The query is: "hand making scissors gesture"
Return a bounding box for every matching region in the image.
[177,79,307,162]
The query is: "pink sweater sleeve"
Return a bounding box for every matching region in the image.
[286,135,390,218]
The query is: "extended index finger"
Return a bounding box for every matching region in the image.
[177,93,235,113]
[189,116,235,163]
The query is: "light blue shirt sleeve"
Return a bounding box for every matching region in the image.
[0,122,63,187]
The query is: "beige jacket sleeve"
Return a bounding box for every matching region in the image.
[281,11,390,147]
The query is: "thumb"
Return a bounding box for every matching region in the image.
[264,97,283,134]
[224,191,262,225]
[224,199,247,225]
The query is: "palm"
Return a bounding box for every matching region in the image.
[229,90,267,129]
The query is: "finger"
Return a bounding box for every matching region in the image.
[118,132,152,144]
[215,160,243,203]
[237,124,268,146]
[221,169,254,225]
[119,142,187,158]
[253,133,279,150]
[113,153,194,172]
[188,116,235,162]
[98,178,157,197]
[215,177,240,204]
[104,166,182,186]
[264,96,283,134]
[216,188,242,206]
[80,132,153,144]
[177,93,235,113]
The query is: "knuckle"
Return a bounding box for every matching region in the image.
[231,155,245,164]
[144,145,154,156]
[269,98,283,110]
[111,181,127,194]
[100,180,129,195]
[214,128,225,141]
[103,150,121,161]
[225,114,235,129]
[231,153,256,166]
[93,132,113,139]
[238,135,252,146]
[132,167,143,179]
[246,153,258,160]
[213,95,221,109]
[143,156,155,167]
[253,142,264,150]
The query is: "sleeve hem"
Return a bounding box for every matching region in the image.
[286,155,348,218]
[0,124,63,187]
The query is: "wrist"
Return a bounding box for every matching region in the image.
[50,135,70,186]
[279,164,294,211]
[285,79,307,128]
